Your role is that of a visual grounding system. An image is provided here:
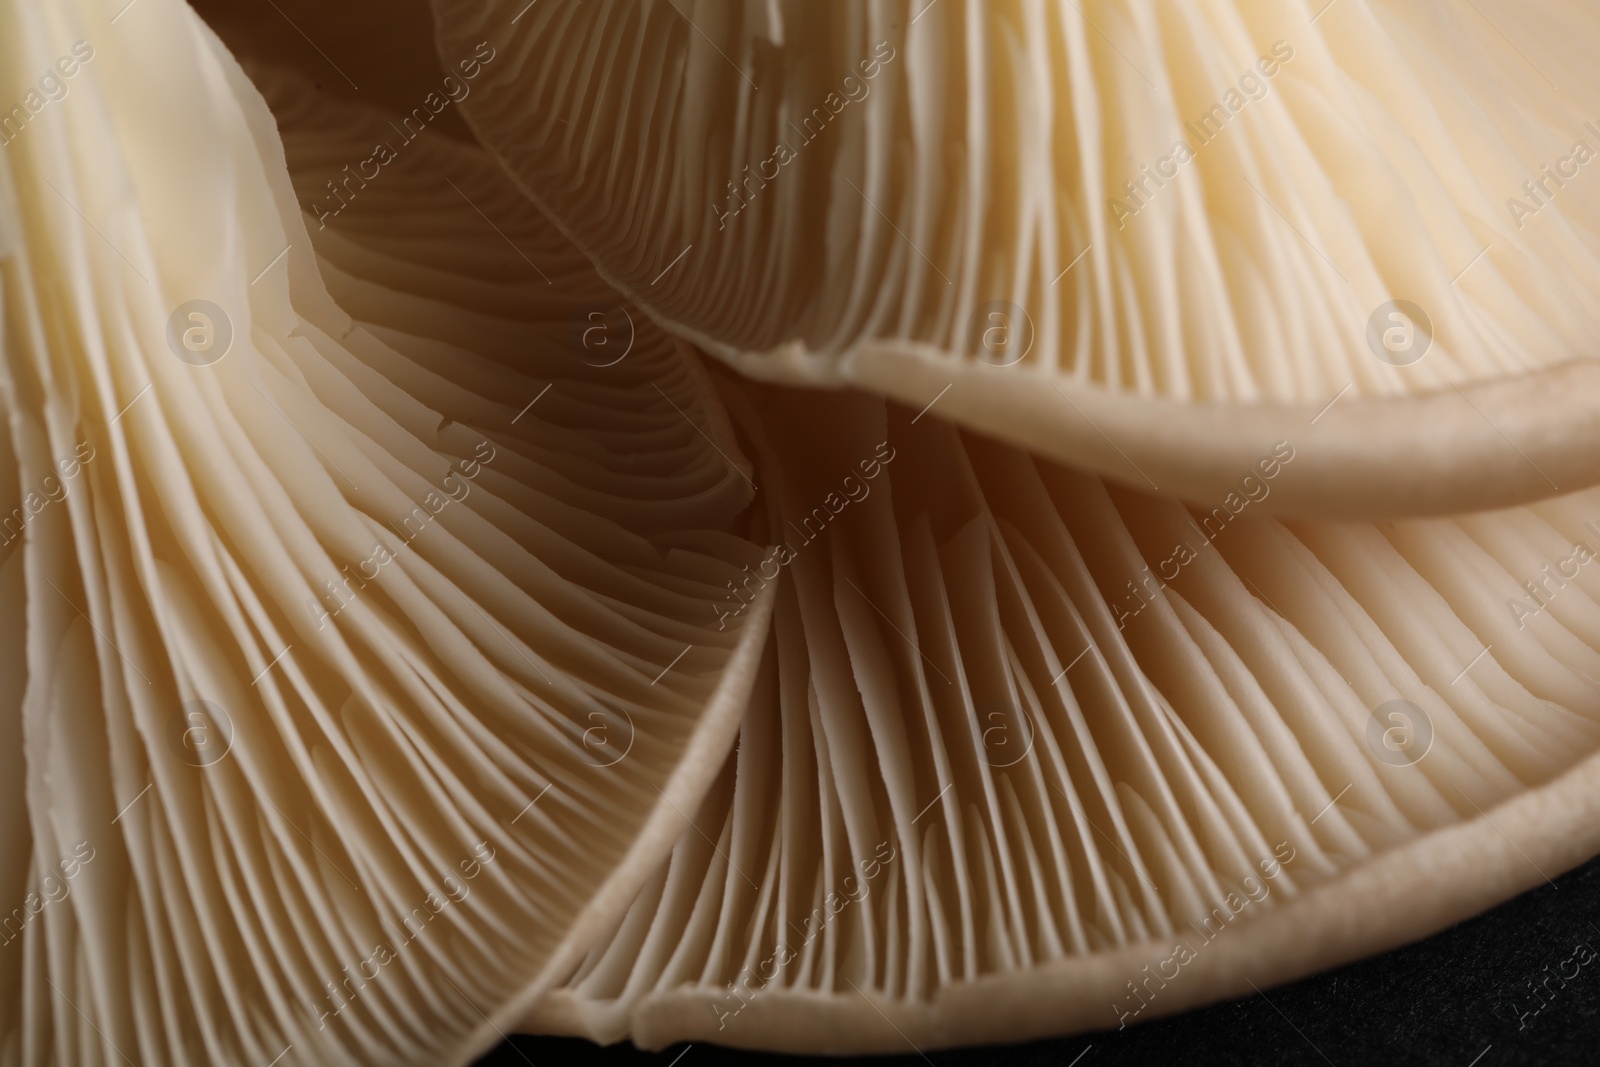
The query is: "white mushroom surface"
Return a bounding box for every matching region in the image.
[530,377,1600,1052]
[0,7,770,1064]
[435,0,1600,518]
[6,0,1600,1064]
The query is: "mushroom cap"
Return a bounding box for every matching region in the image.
[526,372,1600,1052]
[20,2,1600,1061]
[433,0,1600,519]
[0,8,770,1064]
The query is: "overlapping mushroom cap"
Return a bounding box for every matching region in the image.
[527,376,1600,1052]
[8,0,1600,1064]
[434,0,1600,518]
[0,3,770,1063]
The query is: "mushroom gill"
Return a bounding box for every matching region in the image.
[10,0,1600,1063]
[434,0,1600,519]
[0,6,770,1064]
[526,374,1600,1052]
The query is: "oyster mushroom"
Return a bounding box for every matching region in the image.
[527,375,1600,1052]
[11,0,1600,1063]
[434,0,1600,518]
[0,6,770,1064]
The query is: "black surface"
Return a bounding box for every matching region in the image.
[477,854,1600,1066]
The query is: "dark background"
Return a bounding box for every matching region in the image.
[478,855,1600,1067]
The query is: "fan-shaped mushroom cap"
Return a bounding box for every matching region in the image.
[0,8,770,1064]
[527,374,1600,1052]
[434,0,1600,519]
